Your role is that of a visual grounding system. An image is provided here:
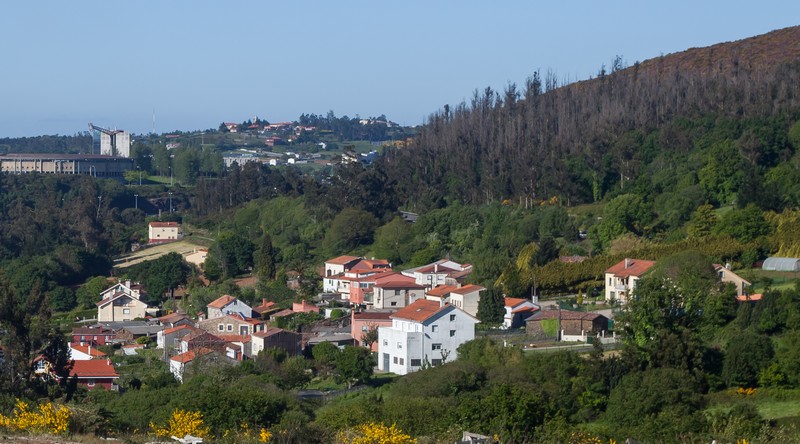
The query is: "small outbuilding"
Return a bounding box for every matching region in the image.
[762,257,800,272]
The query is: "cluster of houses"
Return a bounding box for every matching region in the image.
[50,251,769,390]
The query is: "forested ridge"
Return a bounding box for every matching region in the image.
[383,26,800,208]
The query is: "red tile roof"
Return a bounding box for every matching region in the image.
[392,299,448,323]
[606,258,656,278]
[504,297,528,307]
[163,325,200,336]
[326,255,361,265]
[208,295,237,309]
[70,344,106,358]
[158,312,188,324]
[353,311,394,321]
[149,221,180,228]
[736,293,763,302]
[69,360,119,378]
[217,334,251,343]
[451,284,485,295]
[170,348,214,364]
[426,285,458,298]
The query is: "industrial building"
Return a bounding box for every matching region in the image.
[0,153,133,178]
[89,123,131,157]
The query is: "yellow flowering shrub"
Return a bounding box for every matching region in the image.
[567,431,603,444]
[0,399,71,435]
[150,409,210,439]
[736,387,757,396]
[260,427,273,442]
[337,422,417,444]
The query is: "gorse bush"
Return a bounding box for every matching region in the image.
[0,399,71,435]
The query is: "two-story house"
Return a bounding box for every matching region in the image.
[378,299,477,375]
[148,221,182,243]
[72,325,116,346]
[503,297,540,329]
[604,258,656,304]
[401,259,473,289]
[351,311,394,351]
[251,328,302,357]
[198,313,266,337]
[372,274,426,309]
[96,288,149,322]
[714,263,751,297]
[206,295,254,319]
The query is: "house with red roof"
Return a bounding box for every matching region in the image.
[157,325,204,358]
[401,259,473,289]
[322,256,393,303]
[252,298,281,319]
[351,311,393,351]
[148,221,182,244]
[207,295,253,319]
[169,348,215,382]
[292,300,320,314]
[423,284,485,318]
[68,343,107,361]
[72,325,116,346]
[503,297,540,329]
[372,273,426,309]
[377,299,477,375]
[198,313,266,337]
[604,258,656,304]
[69,359,119,390]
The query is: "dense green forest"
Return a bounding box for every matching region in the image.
[1,26,800,443]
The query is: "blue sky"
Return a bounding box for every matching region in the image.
[1,1,798,137]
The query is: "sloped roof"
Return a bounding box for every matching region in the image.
[69,360,118,378]
[326,255,361,265]
[157,312,188,324]
[392,299,449,323]
[208,295,237,309]
[606,258,656,278]
[69,344,106,358]
[149,221,180,228]
[353,311,394,321]
[451,284,485,295]
[504,297,528,307]
[736,293,763,302]
[170,348,214,364]
[253,327,297,339]
[426,285,458,298]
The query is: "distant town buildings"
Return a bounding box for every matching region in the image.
[0,153,133,177]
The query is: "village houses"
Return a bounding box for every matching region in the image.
[604,258,656,304]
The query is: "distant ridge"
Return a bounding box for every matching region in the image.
[383,25,800,207]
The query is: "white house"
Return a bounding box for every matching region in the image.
[377,299,477,376]
[448,284,485,318]
[503,297,540,329]
[604,258,656,303]
[148,222,182,243]
[372,274,427,309]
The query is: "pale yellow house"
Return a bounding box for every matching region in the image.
[148,221,182,243]
[97,281,149,322]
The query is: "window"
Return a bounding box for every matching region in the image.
[432,343,442,350]
[362,325,368,331]
[450,330,456,337]
[393,356,398,364]
[390,302,397,306]
[397,342,402,349]
[432,359,442,366]
[410,359,421,367]
[227,324,233,332]
[383,339,388,346]
[450,314,456,322]
[431,325,438,333]
[123,308,130,314]
[399,358,404,365]
[87,379,96,387]
[218,324,224,331]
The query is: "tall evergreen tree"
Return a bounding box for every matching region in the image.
[255,235,277,281]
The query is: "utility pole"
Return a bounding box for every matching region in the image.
[137,166,142,185]
[96,195,102,219]
[169,191,173,213]
[134,194,138,210]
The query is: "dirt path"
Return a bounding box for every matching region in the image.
[113,239,207,269]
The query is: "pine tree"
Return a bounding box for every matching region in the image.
[255,235,276,281]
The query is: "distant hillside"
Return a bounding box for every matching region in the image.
[382,26,800,209]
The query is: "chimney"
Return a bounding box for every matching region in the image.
[262,298,267,306]
[88,344,92,357]
[624,258,630,269]
[434,263,438,273]
[725,262,731,270]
